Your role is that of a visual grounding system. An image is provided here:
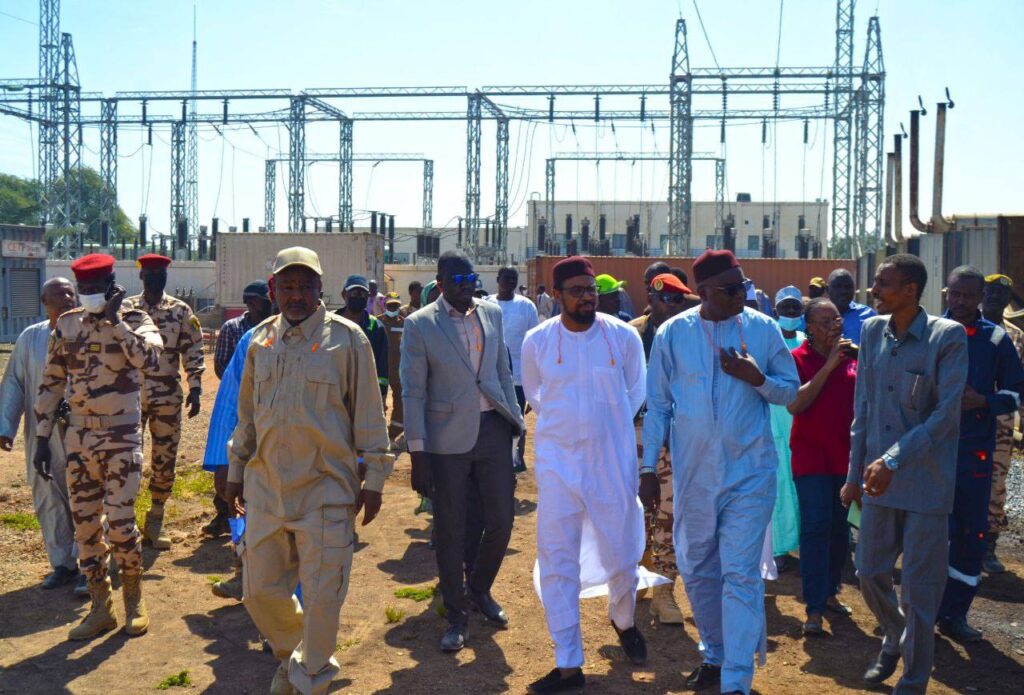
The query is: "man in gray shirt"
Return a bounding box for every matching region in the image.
[842,254,968,694]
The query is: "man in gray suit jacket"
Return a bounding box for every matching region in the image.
[401,251,525,652]
[842,254,968,694]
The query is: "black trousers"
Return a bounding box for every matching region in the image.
[430,411,515,626]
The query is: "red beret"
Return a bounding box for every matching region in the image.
[136,254,172,270]
[649,273,692,295]
[553,256,595,288]
[692,249,740,285]
[70,253,116,283]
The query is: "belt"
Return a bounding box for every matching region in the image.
[67,412,141,428]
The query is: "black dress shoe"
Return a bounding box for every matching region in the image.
[863,650,900,686]
[41,565,79,590]
[685,663,721,691]
[467,588,509,628]
[527,667,585,694]
[440,623,467,652]
[611,622,647,665]
[937,616,983,643]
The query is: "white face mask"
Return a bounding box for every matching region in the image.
[384,309,400,318]
[79,293,107,314]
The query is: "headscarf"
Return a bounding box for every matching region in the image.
[421,280,438,306]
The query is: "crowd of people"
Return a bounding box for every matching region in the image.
[1,245,1021,695]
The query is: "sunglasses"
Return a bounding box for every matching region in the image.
[654,292,686,304]
[449,272,479,286]
[712,282,747,298]
[562,285,598,299]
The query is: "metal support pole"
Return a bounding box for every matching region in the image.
[170,121,186,236]
[545,159,555,254]
[57,32,81,230]
[264,160,276,231]
[288,96,306,232]
[339,118,353,231]
[669,19,693,255]
[714,158,725,240]
[855,15,884,252]
[100,99,117,236]
[422,160,434,229]
[495,117,509,261]
[465,93,482,256]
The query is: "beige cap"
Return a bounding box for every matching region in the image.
[272,246,322,276]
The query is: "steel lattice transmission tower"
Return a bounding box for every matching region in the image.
[37,0,60,226]
[464,93,482,254]
[831,0,855,251]
[855,16,885,253]
[668,19,693,255]
[287,96,306,232]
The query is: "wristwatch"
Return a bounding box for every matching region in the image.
[882,453,899,472]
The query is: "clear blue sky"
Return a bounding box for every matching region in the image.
[1,0,1020,237]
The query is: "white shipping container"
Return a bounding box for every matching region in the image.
[217,233,385,309]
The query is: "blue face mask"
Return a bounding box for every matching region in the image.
[777,315,804,332]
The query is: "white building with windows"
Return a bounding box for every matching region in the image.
[525,197,829,258]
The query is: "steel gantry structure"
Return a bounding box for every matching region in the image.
[1,0,884,261]
[544,152,727,251]
[263,153,435,232]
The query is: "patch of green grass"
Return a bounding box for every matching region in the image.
[394,585,437,602]
[172,465,215,499]
[0,512,40,532]
[434,603,447,620]
[384,605,405,624]
[336,637,360,652]
[206,575,221,584]
[134,485,152,529]
[156,670,192,690]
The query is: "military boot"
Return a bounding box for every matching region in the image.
[211,564,243,601]
[270,661,296,695]
[122,573,150,636]
[68,577,118,640]
[650,580,685,624]
[144,503,172,550]
[983,533,1006,574]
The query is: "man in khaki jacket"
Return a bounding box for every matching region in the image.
[226,247,393,695]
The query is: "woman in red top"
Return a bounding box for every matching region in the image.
[787,298,858,635]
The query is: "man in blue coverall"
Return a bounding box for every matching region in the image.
[937,265,1024,643]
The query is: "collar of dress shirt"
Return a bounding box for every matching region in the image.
[283,301,326,341]
[438,294,476,318]
[884,306,927,342]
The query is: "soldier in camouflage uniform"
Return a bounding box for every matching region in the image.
[631,272,697,624]
[123,254,205,550]
[34,253,163,640]
[981,274,1024,573]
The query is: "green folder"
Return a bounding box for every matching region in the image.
[847,500,862,529]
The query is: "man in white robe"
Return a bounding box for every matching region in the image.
[0,277,83,594]
[643,250,799,695]
[522,256,648,694]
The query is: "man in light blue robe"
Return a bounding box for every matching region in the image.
[643,250,799,695]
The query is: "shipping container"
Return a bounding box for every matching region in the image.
[216,233,384,309]
[0,224,47,341]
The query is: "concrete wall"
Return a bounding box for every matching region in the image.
[527,199,829,259]
[45,259,217,304]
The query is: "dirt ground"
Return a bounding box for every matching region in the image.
[1,354,1022,694]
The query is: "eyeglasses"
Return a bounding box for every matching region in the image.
[655,293,686,305]
[712,282,747,298]
[808,316,843,327]
[562,285,598,298]
[450,272,479,286]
